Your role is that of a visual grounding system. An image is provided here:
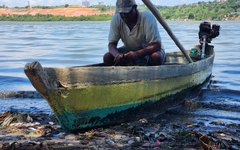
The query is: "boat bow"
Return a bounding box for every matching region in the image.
[24,61,58,98]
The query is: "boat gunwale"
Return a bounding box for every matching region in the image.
[24,48,214,96]
[41,52,214,87]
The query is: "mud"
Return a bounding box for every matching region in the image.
[1,88,240,149]
[0,107,239,150]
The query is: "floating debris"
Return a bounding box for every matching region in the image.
[0,110,239,149]
[199,134,220,150]
[142,139,160,148]
[139,118,148,124]
[210,120,225,126]
[0,91,42,99]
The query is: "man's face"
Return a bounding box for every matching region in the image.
[120,7,137,22]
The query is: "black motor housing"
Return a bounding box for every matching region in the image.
[199,22,220,43]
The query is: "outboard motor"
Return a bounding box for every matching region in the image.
[199,22,220,58]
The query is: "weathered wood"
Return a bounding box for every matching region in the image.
[24,46,214,131]
[43,50,213,87]
[24,61,57,98]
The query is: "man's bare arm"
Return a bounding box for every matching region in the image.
[136,42,161,57]
[108,42,124,64]
[124,42,161,60]
[108,42,120,57]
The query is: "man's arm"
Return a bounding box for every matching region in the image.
[108,42,124,64]
[108,42,120,57]
[136,42,161,57]
[124,42,161,60]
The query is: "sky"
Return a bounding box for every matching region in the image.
[0,0,214,8]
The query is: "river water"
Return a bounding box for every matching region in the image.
[0,21,240,125]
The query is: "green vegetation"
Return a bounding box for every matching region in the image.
[0,14,112,21]
[92,5,115,12]
[0,0,239,21]
[157,0,240,20]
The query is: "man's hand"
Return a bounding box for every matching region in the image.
[124,51,139,60]
[114,53,124,65]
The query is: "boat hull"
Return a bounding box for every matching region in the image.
[54,67,212,130]
[24,48,214,131]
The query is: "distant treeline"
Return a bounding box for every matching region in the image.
[0,4,115,10]
[0,0,239,21]
[157,0,240,20]
[0,14,112,21]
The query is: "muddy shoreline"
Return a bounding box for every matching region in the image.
[1,104,239,150]
[1,89,240,149]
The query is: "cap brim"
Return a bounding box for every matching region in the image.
[116,7,132,13]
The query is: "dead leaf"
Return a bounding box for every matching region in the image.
[199,135,220,150]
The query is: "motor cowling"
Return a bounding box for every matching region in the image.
[199,21,220,44]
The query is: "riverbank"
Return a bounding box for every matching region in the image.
[0,7,114,21]
[0,7,239,21]
[1,102,239,149]
[0,7,114,17]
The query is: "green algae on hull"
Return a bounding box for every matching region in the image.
[24,46,215,131]
[47,66,212,130]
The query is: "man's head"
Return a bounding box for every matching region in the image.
[116,0,137,13]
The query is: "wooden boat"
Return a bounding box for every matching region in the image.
[24,45,215,131]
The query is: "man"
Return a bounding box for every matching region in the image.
[103,0,165,66]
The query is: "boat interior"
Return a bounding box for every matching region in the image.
[87,45,214,67]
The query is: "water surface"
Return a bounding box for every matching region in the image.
[0,21,239,125]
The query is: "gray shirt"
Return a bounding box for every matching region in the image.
[108,11,161,53]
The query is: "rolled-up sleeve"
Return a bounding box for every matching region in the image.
[108,14,120,43]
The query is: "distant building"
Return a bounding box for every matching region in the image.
[82,0,90,7]
[98,2,104,6]
[28,0,31,8]
[70,5,81,8]
[215,0,227,2]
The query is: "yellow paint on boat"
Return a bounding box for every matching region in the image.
[47,66,211,115]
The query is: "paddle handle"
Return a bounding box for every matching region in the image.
[142,0,193,63]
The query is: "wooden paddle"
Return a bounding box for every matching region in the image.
[142,0,193,63]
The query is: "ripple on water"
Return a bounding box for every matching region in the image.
[163,89,240,125]
[0,98,51,114]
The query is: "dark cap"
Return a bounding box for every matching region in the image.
[116,0,136,13]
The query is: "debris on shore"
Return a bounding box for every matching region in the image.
[0,111,239,150]
[0,91,42,99]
